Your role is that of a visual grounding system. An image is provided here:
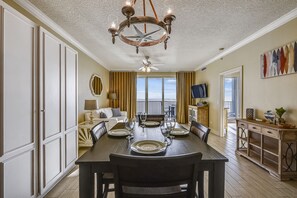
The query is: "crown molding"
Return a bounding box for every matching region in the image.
[14,0,109,70]
[196,7,297,71]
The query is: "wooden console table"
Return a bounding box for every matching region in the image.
[236,119,297,180]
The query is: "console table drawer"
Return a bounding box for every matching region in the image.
[262,128,279,139]
[248,124,261,133]
[237,121,248,129]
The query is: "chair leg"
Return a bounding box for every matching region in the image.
[197,171,204,198]
[103,183,109,198]
[97,173,104,198]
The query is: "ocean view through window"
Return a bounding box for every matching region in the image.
[137,77,176,116]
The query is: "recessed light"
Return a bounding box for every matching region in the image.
[219,48,224,51]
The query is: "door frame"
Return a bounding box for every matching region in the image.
[218,66,243,137]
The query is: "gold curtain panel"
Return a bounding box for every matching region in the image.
[176,72,196,124]
[109,72,137,118]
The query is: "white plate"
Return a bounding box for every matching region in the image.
[170,128,189,136]
[108,129,131,136]
[131,140,166,154]
[143,121,160,126]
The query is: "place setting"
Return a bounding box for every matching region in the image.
[107,118,136,137]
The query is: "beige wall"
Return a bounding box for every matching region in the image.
[196,18,297,136]
[78,53,109,122]
[4,0,110,123]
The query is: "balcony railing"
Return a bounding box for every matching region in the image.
[137,100,176,116]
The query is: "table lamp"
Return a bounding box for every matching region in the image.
[84,100,99,124]
[108,92,117,107]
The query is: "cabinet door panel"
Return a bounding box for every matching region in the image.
[2,8,35,153]
[3,150,34,198]
[65,46,77,130]
[44,138,62,186]
[65,130,77,167]
[42,33,61,139]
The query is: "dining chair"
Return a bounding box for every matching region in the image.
[90,121,114,198]
[189,120,211,198]
[138,114,165,126]
[189,120,211,143]
[110,152,202,198]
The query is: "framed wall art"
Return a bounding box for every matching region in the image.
[260,41,297,79]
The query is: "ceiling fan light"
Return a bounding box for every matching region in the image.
[147,67,151,72]
[142,67,146,72]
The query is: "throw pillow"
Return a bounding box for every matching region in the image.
[100,112,107,118]
[112,108,122,117]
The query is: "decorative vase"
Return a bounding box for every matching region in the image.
[264,110,275,124]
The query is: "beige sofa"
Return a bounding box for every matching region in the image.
[85,107,127,130]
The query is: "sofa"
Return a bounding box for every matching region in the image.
[85,107,127,130]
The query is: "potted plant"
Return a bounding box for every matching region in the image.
[275,107,286,124]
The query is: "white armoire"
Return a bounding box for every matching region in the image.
[0,2,78,197]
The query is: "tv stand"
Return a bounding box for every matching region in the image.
[188,105,209,127]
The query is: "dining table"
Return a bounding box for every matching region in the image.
[75,122,228,198]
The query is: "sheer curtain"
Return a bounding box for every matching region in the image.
[109,72,137,118]
[176,72,195,123]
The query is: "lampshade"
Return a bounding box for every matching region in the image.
[84,100,99,110]
[109,93,117,100]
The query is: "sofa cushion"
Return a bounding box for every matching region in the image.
[102,108,113,118]
[100,112,107,118]
[112,108,122,117]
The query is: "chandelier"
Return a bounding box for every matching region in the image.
[108,0,176,54]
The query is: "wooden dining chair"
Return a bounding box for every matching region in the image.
[189,120,211,143]
[138,114,165,126]
[90,121,114,198]
[189,120,211,198]
[110,152,202,198]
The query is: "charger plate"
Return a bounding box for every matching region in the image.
[131,140,166,154]
[142,121,160,127]
[170,128,189,136]
[108,129,130,137]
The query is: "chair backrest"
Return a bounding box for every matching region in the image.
[190,120,211,143]
[138,114,165,126]
[110,152,202,198]
[90,121,107,145]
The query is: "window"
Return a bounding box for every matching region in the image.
[137,77,176,116]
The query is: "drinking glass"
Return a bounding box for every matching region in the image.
[140,112,147,131]
[125,117,136,132]
[160,125,171,145]
[166,117,176,132]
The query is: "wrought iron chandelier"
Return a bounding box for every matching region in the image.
[108,0,176,54]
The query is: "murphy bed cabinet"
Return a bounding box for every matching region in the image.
[236,119,297,180]
[188,105,209,127]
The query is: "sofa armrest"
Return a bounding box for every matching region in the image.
[121,111,127,116]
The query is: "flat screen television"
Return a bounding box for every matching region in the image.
[191,84,208,98]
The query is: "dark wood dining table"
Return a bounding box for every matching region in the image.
[75,123,228,198]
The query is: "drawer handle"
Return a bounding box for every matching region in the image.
[267,131,272,134]
[240,124,245,126]
[252,127,257,129]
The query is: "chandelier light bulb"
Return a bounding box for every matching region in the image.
[125,1,131,6]
[111,22,116,28]
[167,8,172,14]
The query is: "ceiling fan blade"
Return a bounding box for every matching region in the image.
[150,66,159,70]
[138,67,144,70]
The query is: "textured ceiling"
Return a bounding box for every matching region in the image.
[27,0,297,72]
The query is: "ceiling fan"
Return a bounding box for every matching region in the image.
[138,56,161,72]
